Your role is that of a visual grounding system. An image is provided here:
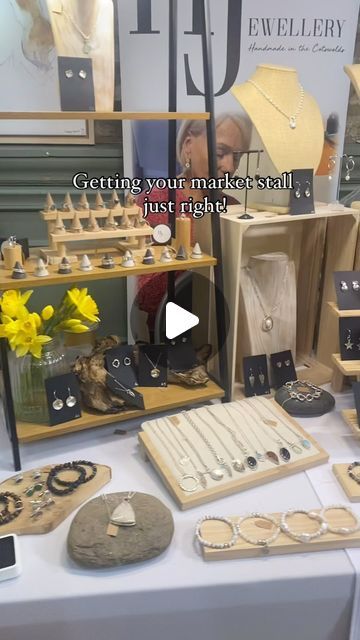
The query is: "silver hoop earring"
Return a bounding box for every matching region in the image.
[52,391,63,411]
[66,388,77,408]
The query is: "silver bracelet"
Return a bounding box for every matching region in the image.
[320,504,360,535]
[280,509,328,542]
[195,515,239,549]
[237,512,280,548]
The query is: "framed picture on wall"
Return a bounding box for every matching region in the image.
[0,0,94,144]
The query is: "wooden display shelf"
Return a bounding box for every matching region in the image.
[0,252,216,290]
[331,353,360,376]
[16,381,224,443]
[200,508,360,560]
[333,463,360,502]
[0,111,209,121]
[139,401,328,510]
[0,464,111,535]
[341,409,360,438]
[327,301,360,318]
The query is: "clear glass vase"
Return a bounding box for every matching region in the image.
[10,338,68,424]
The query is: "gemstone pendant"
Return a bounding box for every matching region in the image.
[210,468,224,481]
[111,499,136,527]
[279,447,291,462]
[232,459,245,472]
[83,42,92,55]
[301,439,311,449]
[151,368,160,379]
[292,445,303,455]
[289,116,296,129]
[262,315,273,332]
[266,451,280,466]
[246,456,258,470]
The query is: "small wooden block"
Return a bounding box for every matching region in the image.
[0,463,111,535]
[333,463,360,502]
[106,523,119,537]
[341,409,360,439]
[201,508,360,560]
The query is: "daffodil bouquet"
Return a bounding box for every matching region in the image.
[0,287,100,359]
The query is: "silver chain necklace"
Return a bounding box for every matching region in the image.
[144,352,162,379]
[245,263,289,332]
[152,420,200,493]
[247,79,305,129]
[178,423,224,483]
[245,400,292,461]
[63,6,100,55]
[206,406,257,470]
[254,396,311,451]
[182,412,231,477]
[194,409,245,473]
[233,401,280,466]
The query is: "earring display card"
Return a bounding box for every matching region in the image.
[339,318,360,361]
[58,57,95,111]
[243,354,270,397]
[270,350,297,388]
[106,374,145,410]
[138,345,168,387]
[334,271,360,310]
[289,169,314,215]
[45,373,81,427]
[105,346,138,388]
[168,340,199,372]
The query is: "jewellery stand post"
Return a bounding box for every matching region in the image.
[333,464,360,502]
[237,150,264,220]
[199,508,360,561]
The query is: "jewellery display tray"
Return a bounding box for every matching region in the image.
[199,508,360,561]
[333,464,360,502]
[139,399,329,510]
[0,464,111,535]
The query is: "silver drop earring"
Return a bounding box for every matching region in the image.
[52,391,63,411]
[249,368,255,388]
[66,388,77,408]
[345,156,355,182]
[294,182,301,199]
[258,367,265,386]
[345,329,354,351]
[304,181,311,198]
[185,157,191,170]
[285,360,291,367]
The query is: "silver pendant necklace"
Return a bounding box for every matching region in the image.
[194,409,244,473]
[182,411,231,478]
[144,352,162,379]
[245,263,289,332]
[255,396,310,452]
[152,420,200,492]
[102,492,137,528]
[106,371,135,397]
[247,79,304,129]
[63,5,100,55]
[178,422,224,483]
[207,406,258,470]
[232,401,280,466]
[245,399,292,461]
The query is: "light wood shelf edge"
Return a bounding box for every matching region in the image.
[327,301,360,318]
[332,353,360,376]
[0,111,210,121]
[16,381,224,443]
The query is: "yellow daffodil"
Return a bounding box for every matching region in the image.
[41,305,54,321]
[58,318,89,333]
[15,332,52,359]
[66,288,100,324]
[0,290,33,319]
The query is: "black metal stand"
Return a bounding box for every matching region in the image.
[0,339,21,470]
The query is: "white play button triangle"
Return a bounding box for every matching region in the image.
[165,302,199,340]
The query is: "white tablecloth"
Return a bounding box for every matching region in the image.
[0,389,358,640]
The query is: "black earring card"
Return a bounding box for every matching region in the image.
[58,57,95,111]
[106,374,145,410]
[105,346,138,388]
[270,350,297,389]
[138,345,168,387]
[339,317,360,361]
[45,373,81,427]
[289,169,314,215]
[168,340,198,372]
[352,382,360,428]
[243,354,270,397]
[334,271,360,310]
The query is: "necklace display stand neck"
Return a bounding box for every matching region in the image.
[238,253,296,381]
[231,64,323,213]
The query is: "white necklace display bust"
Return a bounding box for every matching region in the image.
[47,0,115,111]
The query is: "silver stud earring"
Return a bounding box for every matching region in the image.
[353,281,360,291]
[304,181,311,198]
[276,362,282,368]
[345,329,354,351]
[52,391,63,411]
[66,387,77,408]
[340,281,349,291]
[123,357,131,366]
[294,182,301,199]
[79,69,87,79]
[112,359,120,369]
[249,368,255,387]
[285,360,291,367]
[65,69,74,78]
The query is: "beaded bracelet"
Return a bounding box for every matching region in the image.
[280,509,328,542]
[46,464,86,496]
[347,461,360,485]
[320,505,360,535]
[0,492,23,525]
[237,512,280,547]
[195,515,239,550]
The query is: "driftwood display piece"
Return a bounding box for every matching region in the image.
[72,337,211,414]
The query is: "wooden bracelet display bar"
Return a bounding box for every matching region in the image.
[333,463,360,502]
[340,409,360,439]
[0,464,111,535]
[139,400,329,510]
[200,508,360,560]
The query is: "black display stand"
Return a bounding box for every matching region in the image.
[243,355,270,397]
[0,0,229,470]
[339,317,360,361]
[334,271,360,310]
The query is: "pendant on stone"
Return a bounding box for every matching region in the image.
[110,499,136,527]
[151,368,160,379]
[210,468,224,481]
[262,316,273,332]
[279,447,291,462]
[289,117,296,129]
[83,42,92,55]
